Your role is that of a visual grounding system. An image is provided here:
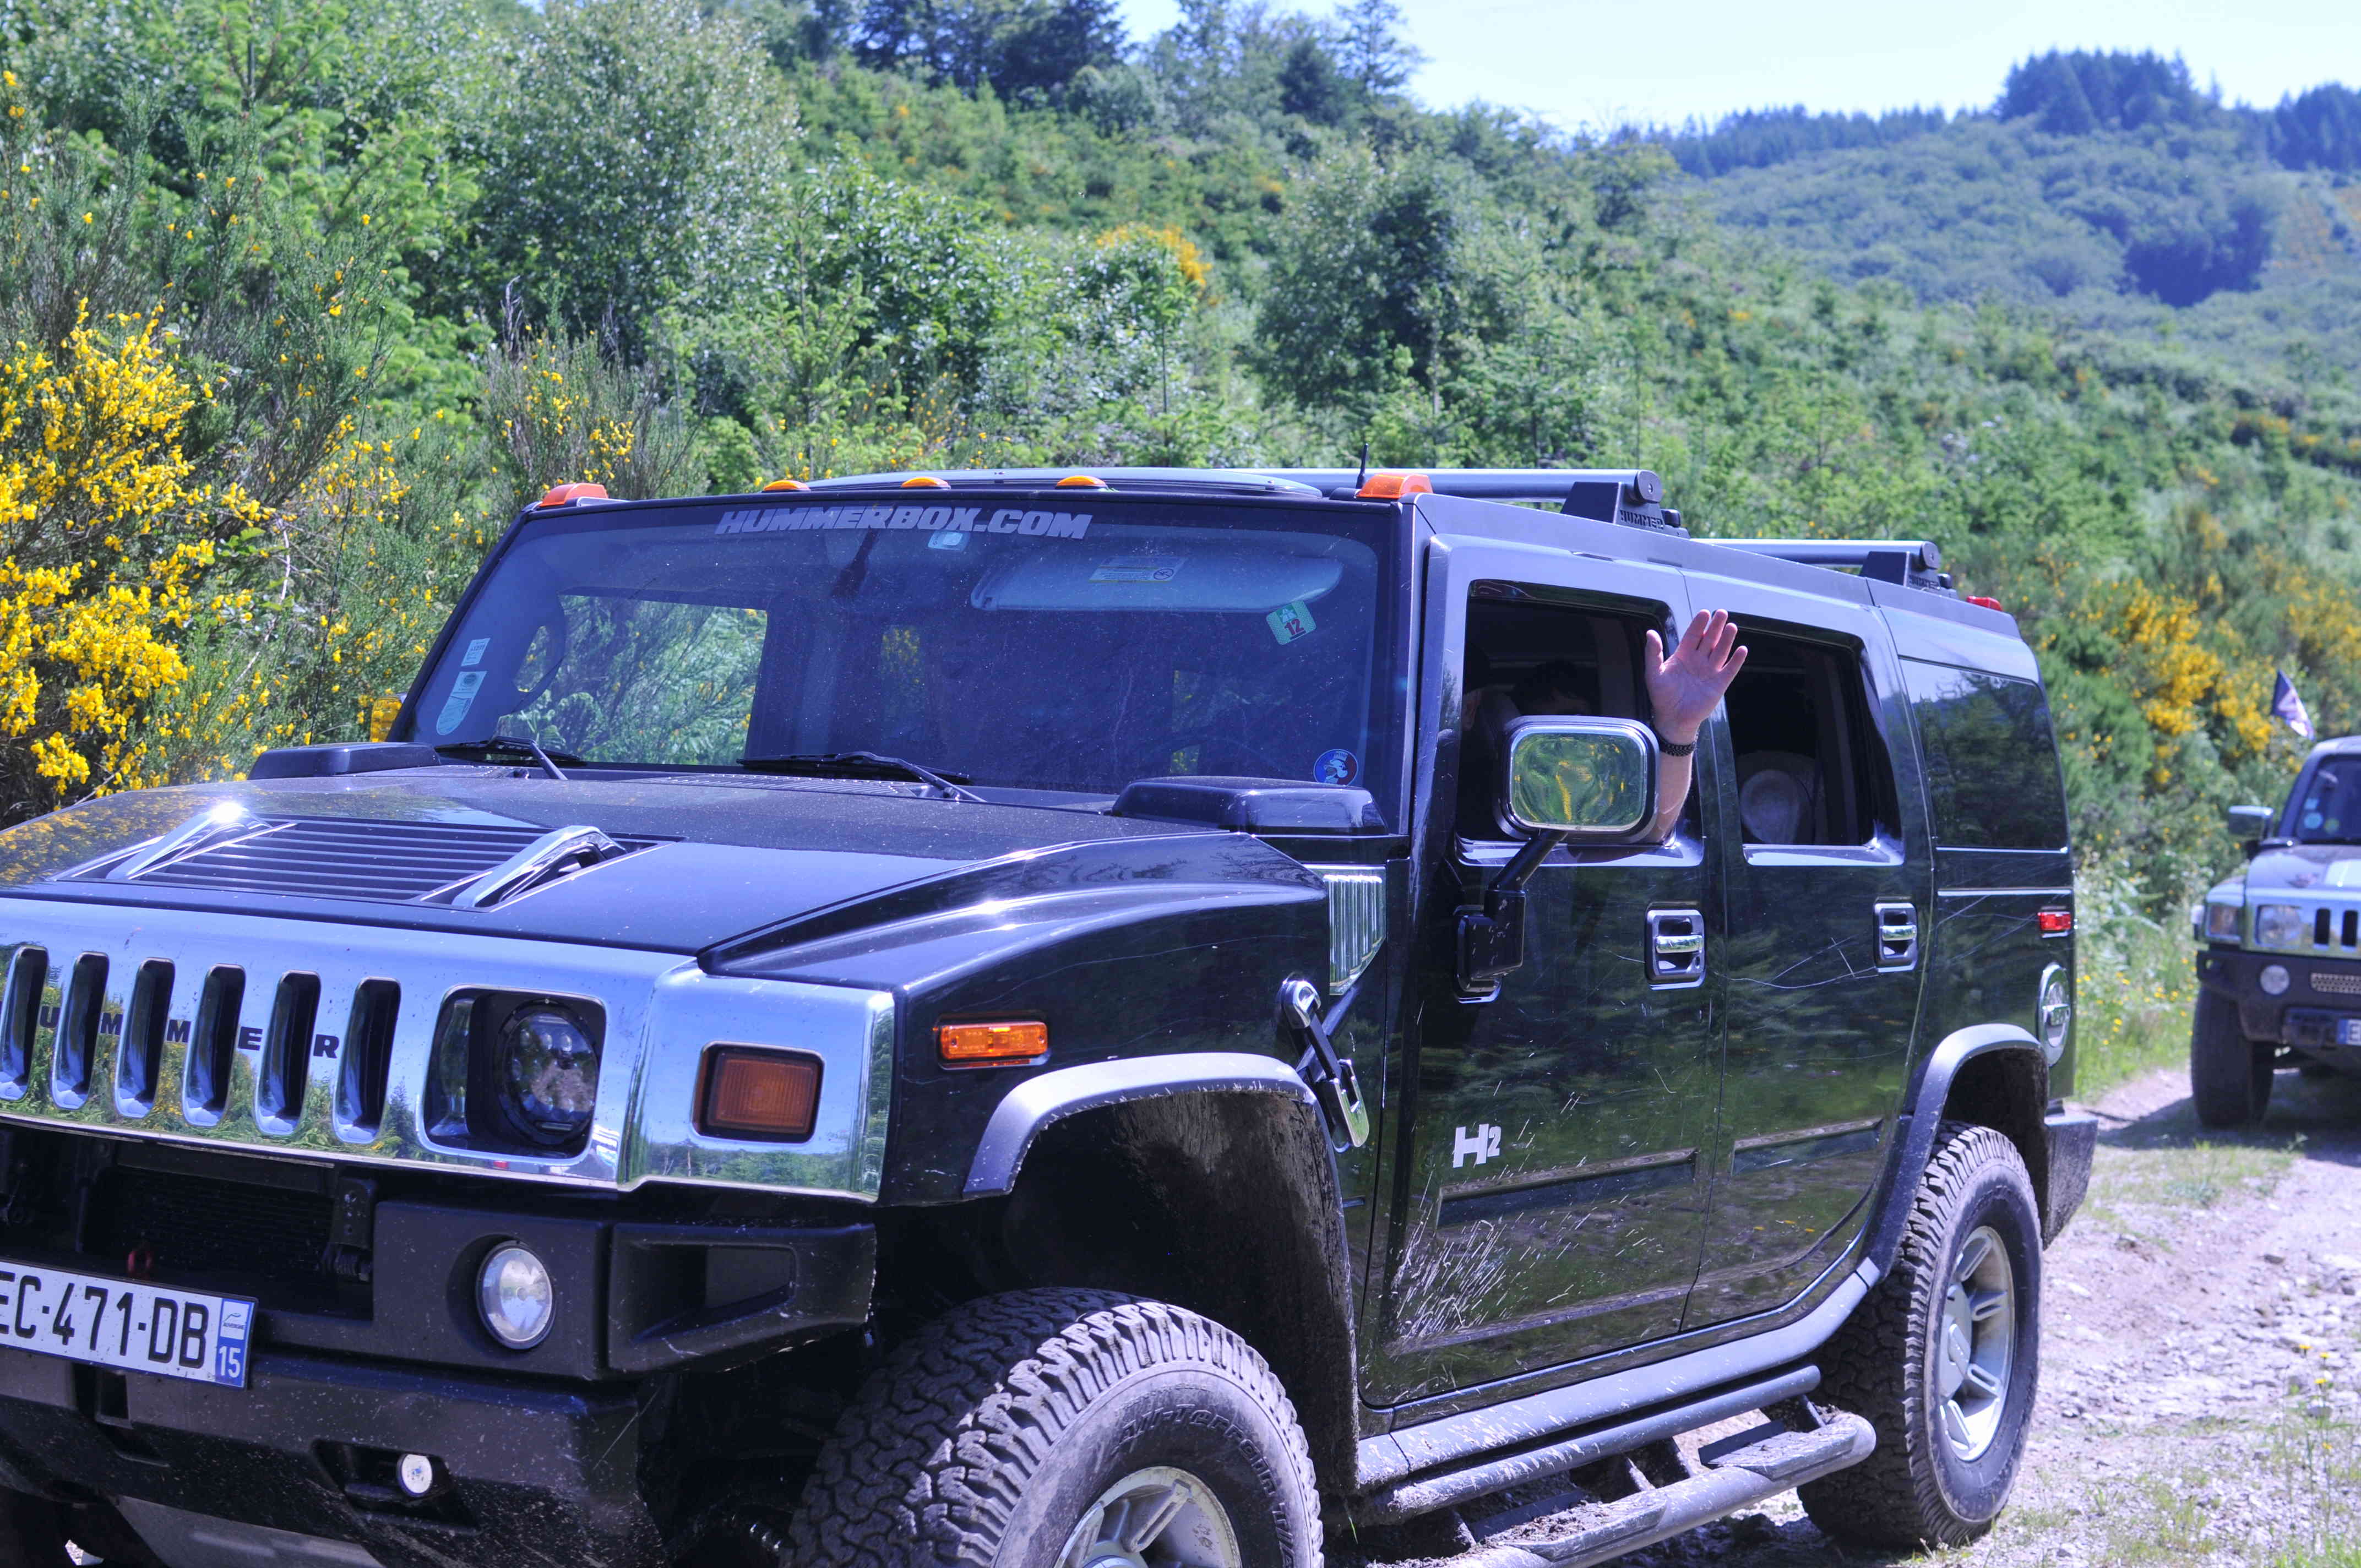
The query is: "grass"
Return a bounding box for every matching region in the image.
[2071,858,2202,1099]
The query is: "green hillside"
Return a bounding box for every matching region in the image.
[0,6,2356,1042]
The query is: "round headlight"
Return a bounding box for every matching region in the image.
[497,1006,599,1147]
[2260,963,2292,997]
[477,1243,554,1349]
[2253,903,2308,950]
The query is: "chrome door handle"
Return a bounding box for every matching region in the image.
[1647,908,1706,988]
[1875,902,1920,971]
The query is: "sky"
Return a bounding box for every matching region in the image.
[1112,0,2361,131]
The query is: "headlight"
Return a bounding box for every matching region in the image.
[2252,903,2310,950]
[2203,900,2243,942]
[497,1005,599,1148]
[476,1243,554,1349]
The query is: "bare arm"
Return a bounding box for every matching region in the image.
[1642,609,1749,841]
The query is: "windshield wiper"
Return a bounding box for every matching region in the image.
[740,750,984,803]
[435,738,582,781]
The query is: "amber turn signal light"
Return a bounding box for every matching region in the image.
[2037,909,2072,936]
[937,1020,1048,1066]
[1356,469,1433,499]
[697,1046,822,1141]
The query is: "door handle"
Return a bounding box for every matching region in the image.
[1875,902,1920,971]
[1647,908,1706,988]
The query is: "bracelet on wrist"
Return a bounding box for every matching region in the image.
[1656,734,1696,758]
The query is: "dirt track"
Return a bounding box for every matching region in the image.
[1345,1064,2361,1567]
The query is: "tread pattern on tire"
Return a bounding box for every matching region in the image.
[784,1287,1319,1568]
[1800,1121,2035,1550]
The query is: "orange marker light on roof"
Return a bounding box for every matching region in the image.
[1357,469,1433,500]
[1056,473,1109,489]
[536,482,608,508]
[697,1046,822,1141]
[1965,595,2004,611]
[938,1020,1049,1067]
[760,478,810,492]
[901,475,950,489]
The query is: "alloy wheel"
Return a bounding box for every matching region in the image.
[1934,1223,2016,1461]
[1055,1466,1243,1568]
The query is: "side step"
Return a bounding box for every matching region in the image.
[1456,1411,1875,1568]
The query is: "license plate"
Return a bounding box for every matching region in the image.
[2340,1019,2361,1046]
[0,1261,253,1387]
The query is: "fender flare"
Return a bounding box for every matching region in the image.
[1863,1022,2048,1277]
[964,1052,1318,1197]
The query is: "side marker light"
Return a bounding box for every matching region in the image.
[1357,469,1433,500]
[698,1046,822,1141]
[2037,908,2072,936]
[535,482,608,508]
[938,1019,1049,1066]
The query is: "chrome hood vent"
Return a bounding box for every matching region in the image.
[66,809,660,907]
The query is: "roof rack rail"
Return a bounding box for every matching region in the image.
[1711,538,1953,593]
[1240,468,1684,535]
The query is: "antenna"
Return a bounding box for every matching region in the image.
[1354,439,1369,491]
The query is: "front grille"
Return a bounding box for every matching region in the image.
[2311,970,2361,995]
[90,1167,332,1297]
[126,816,556,902]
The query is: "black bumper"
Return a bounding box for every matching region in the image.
[0,1348,662,1567]
[2197,946,2361,1061]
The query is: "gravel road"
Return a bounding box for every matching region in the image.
[1341,1063,2361,1568]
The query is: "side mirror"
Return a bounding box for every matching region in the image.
[2226,804,2273,843]
[1502,717,1661,841]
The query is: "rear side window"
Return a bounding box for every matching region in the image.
[1722,628,1899,847]
[1903,660,2070,850]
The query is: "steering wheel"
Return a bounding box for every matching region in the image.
[1144,732,1304,780]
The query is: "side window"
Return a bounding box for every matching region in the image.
[1459,590,1657,841]
[1903,660,2070,851]
[1722,629,1898,847]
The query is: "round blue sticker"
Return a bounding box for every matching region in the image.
[1314,749,1359,786]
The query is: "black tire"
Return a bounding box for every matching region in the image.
[2191,988,2273,1128]
[0,1490,68,1566]
[1800,1123,2042,1549]
[784,1288,1321,1568]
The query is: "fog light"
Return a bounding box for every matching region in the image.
[396,1453,436,1498]
[476,1243,554,1349]
[2260,963,2292,997]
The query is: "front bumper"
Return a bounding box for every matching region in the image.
[0,1348,661,1567]
[2196,946,2361,1065]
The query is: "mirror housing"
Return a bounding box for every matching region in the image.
[2226,803,2274,853]
[1501,717,1661,841]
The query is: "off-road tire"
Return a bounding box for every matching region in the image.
[784,1288,1321,1567]
[1799,1122,2042,1549]
[2191,988,2274,1128]
[0,1490,67,1566]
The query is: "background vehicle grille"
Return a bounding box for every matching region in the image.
[99,816,654,904]
[2310,971,2361,995]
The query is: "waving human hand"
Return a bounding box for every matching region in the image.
[1644,609,1748,745]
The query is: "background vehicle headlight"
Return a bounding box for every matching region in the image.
[2252,903,2309,949]
[476,1243,554,1349]
[2203,900,2243,942]
[2260,963,2292,997]
[497,1005,599,1147]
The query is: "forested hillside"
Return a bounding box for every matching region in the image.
[1,1,2357,964]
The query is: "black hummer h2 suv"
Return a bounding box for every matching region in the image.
[0,466,2093,1568]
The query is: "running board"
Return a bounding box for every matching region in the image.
[1457,1412,1875,1567]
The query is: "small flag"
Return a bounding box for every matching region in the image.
[2273,670,2315,740]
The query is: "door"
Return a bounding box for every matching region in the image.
[1682,580,1932,1330]
[1370,549,1721,1403]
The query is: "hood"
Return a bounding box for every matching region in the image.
[0,767,1241,955]
[2242,842,2361,895]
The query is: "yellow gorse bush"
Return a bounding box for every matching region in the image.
[0,312,260,812]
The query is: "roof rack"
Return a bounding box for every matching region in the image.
[1711,539,1952,592]
[1241,468,1682,533]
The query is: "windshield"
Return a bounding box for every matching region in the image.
[2289,758,2361,843]
[399,493,1403,821]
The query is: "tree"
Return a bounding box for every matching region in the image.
[851,0,1123,98]
[1334,0,1422,96]
[1277,37,1347,127]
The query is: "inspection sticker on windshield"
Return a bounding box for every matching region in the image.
[1267,600,1317,644]
[436,669,486,736]
[711,505,1092,540]
[1090,556,1183,584]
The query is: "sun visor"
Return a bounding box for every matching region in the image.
[971,541,1345,613]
